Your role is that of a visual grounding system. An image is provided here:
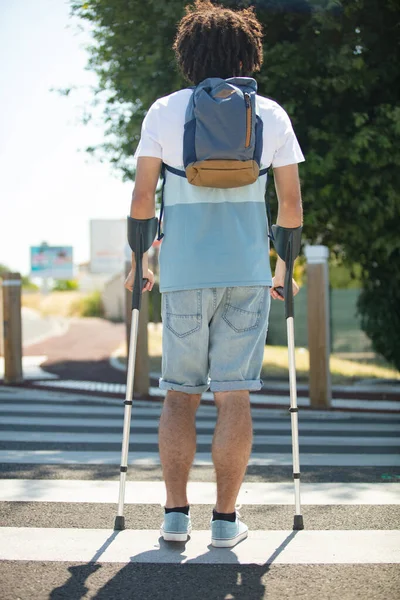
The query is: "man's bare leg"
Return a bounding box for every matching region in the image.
[159,390,201,508]
[212,390,253,513]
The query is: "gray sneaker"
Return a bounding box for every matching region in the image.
[211,508,248,548]
[160,511,192,542]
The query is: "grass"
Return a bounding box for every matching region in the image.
[118,323,400,386]
[22,291,104,318]
[260,346,399,384]
[22,291,85,317]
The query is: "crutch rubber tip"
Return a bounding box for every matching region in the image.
[114,516,125,531]
[293,515,304,530]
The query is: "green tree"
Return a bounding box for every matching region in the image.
[70,0,400,367]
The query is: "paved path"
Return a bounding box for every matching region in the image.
[0,386,399,599]
[24,317,126,383]
[22,307,69,347]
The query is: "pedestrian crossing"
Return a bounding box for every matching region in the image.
[0,385,399,599]
[29,379,400,411]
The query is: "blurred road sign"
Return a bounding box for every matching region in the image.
[30,245,73,280]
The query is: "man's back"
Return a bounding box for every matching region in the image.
[134,88,304,292]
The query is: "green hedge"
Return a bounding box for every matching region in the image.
[70,291,104,318]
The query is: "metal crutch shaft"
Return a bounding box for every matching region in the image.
[272,224,304,531]
[287,314,303,530]
[114,216,158,531]
[114,308,140,531]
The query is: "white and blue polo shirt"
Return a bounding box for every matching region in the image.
[134,88,304,293]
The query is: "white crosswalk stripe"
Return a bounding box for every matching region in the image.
[1,528,399,564]
[2,414,399,431]
[30,380,400,411]
[1,449,399,466]
[1,480,399,505]
[0,386,399,598]
[1,429,398,446]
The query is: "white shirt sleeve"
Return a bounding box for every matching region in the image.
[272,107,305,168]
[133,101,162,160]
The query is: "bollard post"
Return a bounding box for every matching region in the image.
[124,260,149,397]
[304,246,331,409]
[2,272,23,384]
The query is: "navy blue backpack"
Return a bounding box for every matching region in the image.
[158,77,268,239]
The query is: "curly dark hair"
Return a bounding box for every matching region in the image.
[173,0,264,85]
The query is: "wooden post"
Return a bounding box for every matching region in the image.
[2,272,23,384]
[125,260,149,397]
[305,246,331,409]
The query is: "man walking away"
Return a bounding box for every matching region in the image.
[125,0,304,548]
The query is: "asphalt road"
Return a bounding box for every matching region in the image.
[0,386,399,600]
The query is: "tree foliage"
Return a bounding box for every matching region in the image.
[358,248,400,370]
[70,0,400,367]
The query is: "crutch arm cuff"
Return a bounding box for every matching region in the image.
[127,216,158,255]
[271,225,302,263]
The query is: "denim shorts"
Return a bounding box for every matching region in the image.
[159,286,271,394]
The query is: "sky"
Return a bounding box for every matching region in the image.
[0,0,134,276]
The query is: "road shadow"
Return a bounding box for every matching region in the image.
[49,531,119,600]
[48,530,299,600]
[39,359,126,383]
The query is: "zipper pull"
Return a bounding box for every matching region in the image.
[244,92,251,107]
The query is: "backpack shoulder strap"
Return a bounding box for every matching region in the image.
[157,163,166,241]
[165,164,186,178]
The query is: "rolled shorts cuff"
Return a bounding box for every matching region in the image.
[159,378,209,395]
[210,379,264,393]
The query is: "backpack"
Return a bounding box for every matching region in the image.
[157,76,268,240]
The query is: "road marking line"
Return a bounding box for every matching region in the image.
[2,392,397,420]
[31,382,400,411]
[0,430,398,447]
[0,404,163,416]
[0,480,398,505]
[2,415,398,432]
[0,528,398,564]
[0,450,399,466]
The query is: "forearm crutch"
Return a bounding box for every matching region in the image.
[272,224,304,531]
[114,216,158,531]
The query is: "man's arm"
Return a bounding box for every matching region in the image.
[130,156,162,219]
[125,157,162,292]
[273,163,303,228]
[271,163,303,300]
